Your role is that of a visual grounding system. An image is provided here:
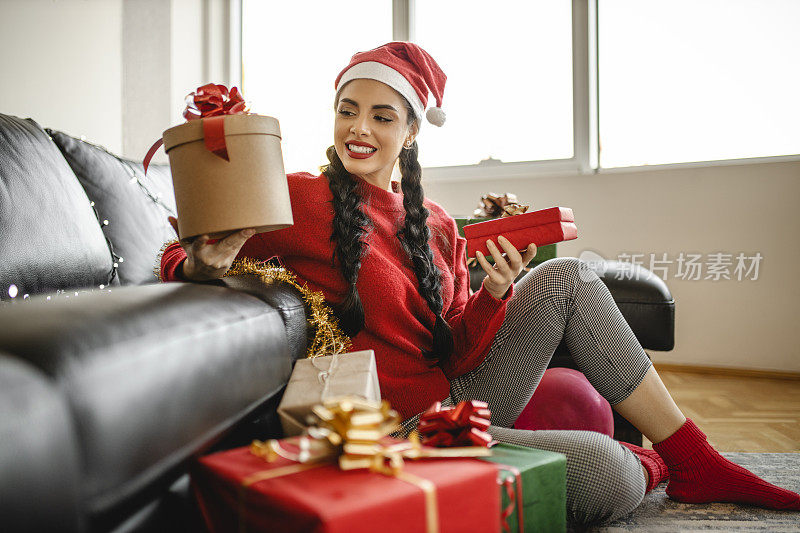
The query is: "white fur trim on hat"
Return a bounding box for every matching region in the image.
[336,61,425,125]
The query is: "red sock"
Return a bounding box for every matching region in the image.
[652,418,800,510]
[620,441,669,493]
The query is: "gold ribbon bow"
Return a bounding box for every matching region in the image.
[251,396,491,469]
[473,192,531,219]
[248,396,492,533]
[466,192,533,271]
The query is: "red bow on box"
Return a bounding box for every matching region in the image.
[143,83,249,174]
[417,400,494,448]
[183,83,247,121]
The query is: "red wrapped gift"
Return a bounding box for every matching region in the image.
[464,206,577,258]
[191,445,501,533]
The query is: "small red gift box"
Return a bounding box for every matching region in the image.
[464,206,577,258]
[191,445,501,533]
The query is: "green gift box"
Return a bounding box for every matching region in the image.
[454,217,557,265]
[482,443,567,533]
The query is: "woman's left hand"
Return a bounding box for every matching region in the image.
[476,236,537,300]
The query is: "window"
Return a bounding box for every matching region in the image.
[241,1,800,175]
[599,0,800,167]
[413,1,573,168]
[242,1,392,174]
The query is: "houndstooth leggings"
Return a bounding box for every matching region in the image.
[397,257,653,525]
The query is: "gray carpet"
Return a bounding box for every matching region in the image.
[570,452,800,532]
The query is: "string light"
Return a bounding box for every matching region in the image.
[81,146,174,285]
[1,137,177,305]
[84,198,119,284]
[1,284,105,305]
[90,138,176,287]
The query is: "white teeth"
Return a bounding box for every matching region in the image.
[347,143,376,154]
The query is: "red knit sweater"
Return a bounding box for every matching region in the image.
[160,172,513,419]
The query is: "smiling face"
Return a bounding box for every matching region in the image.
[334,78,418,190]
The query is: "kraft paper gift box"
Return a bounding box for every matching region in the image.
[463,207,577,259]
[162,114,293,240]
[278,350,381,437]
[482,443,567,533]
[190,444,501,533]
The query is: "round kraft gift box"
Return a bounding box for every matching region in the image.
[163,114,294,240]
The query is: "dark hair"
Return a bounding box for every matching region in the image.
[321,86,454,365]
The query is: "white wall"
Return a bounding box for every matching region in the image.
[423,158,800,373]
[122,0,236,162]
[0,0,232,161]
[0,0,123,153]
[170,0,205,126]
[121,0,172,162]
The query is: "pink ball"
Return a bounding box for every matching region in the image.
[514,367,615,438]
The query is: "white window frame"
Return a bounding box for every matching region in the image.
[392,0,598,182]
[233,0,800,181]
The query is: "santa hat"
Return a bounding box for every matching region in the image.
[334,41,447,127]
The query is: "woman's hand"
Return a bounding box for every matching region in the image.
[168,216,256,281]
[475,236,537,300]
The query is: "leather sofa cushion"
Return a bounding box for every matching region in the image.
[469,258,675,351]
[0,283,295,531]
[48,130,178,286]
[591,260,675,350]
[0,114,114,298]
[0,354,83,533]
[215,273,309,362]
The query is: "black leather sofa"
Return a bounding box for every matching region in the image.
[0,112,674,532]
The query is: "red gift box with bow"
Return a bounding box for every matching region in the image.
[191,444,501,533]
[464,206,577,259]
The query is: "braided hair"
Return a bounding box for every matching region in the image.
[321,91,454,366]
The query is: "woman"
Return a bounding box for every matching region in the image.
[159,42,799,524]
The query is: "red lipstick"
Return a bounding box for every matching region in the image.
[344,140,377,159]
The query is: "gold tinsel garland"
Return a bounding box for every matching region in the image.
[223,257,353,359]
[153,239,180,282]
[154,241,352,359]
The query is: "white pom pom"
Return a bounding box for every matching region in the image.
[426,106,446,127]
